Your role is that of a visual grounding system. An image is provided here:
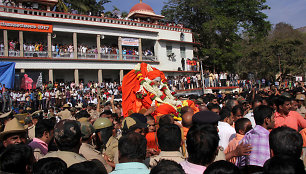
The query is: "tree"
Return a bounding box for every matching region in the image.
[238,23,306,80]
[162,0,271,73]
[54,0,110,15]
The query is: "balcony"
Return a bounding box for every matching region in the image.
[0,5,192,33]
[0,50,158,62]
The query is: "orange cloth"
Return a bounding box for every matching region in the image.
[146,132,159,151]
[147,70,161,80]
[300,128,306,147]
[182,127,189,140]
[153,104,177,119]
[274,111,306,131]
[186,100,199,114]
[224,133,244,164]
[122,63,168,117]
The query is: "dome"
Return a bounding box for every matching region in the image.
[129,3,155,14]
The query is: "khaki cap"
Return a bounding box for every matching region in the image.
[296,94,305,101]
[77,117,89,123]
[0,118,26,140]
[0,111,12,119]
[63,104,71,108]
[31,110,43,117]
[75,103,83,109]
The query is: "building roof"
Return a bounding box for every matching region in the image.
[129,2,154,14]
[128,2,164,20]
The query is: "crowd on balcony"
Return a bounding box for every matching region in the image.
[0,41,47,53]
[0,40,155,59]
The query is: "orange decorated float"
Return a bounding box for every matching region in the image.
[122,63,199,120]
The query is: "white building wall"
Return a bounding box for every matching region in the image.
[13,60,143,70]
[0,9,195,83]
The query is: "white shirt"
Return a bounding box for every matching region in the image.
[244,112,256,128]
[218,121,236,149]
[45,92,50,99]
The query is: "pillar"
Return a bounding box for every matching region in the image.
[118,36,122,60]
[120,70,124,85]
[49,69,53,83]
[19,31,23,57]
[154,40,159,61]
[3,30,8,56]
[73,32,77,59]
[138,38,142,61]
[48,33,52,58]
[74,69,79,85]
[98,69,103,84]
[97,34,101,59]
[21,69,25,73]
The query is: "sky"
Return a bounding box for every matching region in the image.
[104,0,306,29]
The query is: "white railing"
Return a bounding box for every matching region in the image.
[24,51,48,57]
[0,5,192,33]
[0,50,158,61]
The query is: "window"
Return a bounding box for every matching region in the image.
[166,45,172,56]
[180,47,186,58]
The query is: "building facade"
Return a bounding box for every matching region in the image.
[0,1,197,84]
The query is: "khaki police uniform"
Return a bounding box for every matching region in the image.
[80,143,112,173]
[43,150,86,167]
[57,109,74,120]
[104,135,119,164]
[27,125,35,140]
[88,110,100,121]
[150,151,185,167]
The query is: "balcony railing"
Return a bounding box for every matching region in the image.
[0,5,192,33]
[0,51,158,61]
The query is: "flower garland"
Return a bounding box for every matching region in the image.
[134,65,179,107]
[133,63,185,120]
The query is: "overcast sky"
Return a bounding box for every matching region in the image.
[104,0,306,29]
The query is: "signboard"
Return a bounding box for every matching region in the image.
[122,38,139,46]
[0,20,53,33]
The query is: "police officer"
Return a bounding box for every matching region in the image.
[93,118,118,168]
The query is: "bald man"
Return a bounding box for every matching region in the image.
[198,105,209,112]
[181,110,193,142]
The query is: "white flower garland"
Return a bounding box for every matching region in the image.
[134,63,181,109]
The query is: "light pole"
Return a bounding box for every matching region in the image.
[200,56,209,94]
[277,53,282,83]
[200,61,205,94]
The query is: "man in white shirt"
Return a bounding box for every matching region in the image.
[244,99,262,128]
[218,108,236,149]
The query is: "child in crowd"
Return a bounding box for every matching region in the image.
[224,118,252,164]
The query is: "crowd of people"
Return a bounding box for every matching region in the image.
[0,78,305,173]
[0,81,121,113]
[167,74,201,90]
[0,41,155,59]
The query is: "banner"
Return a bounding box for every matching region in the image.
[122,38,139,46]
[0,62,15,89]
[0,20,53,33]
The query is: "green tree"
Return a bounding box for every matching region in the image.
[55,0,110,15]
[162,0,271,72]
[238,23,306,80]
